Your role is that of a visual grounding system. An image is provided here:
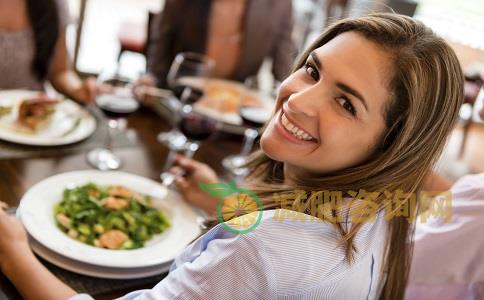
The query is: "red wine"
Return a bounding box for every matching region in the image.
[103,77,130,87]
[179,112,216,141]
[240,106,271,127]
[99,107,131,119]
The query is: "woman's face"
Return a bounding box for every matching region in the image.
[260,32,393,177]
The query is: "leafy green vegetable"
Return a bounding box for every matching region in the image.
[54,183,170,250]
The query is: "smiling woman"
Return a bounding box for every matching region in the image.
[261,31,390,174]
[247,13,464,300]
[0,12,464,300]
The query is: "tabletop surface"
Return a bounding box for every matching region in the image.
[0,105,244,299]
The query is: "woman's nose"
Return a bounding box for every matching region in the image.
[285,86,323,118]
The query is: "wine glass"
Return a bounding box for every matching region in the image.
[159,87,204,172]
[222,77,272,178]
[160,87,219,186]
[86,72,139,171]
[157,52,215,151]
[222,106,271,177]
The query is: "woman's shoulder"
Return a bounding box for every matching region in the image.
[166,210,386,298]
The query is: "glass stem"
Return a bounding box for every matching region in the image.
[240,128,259,156]
[184,142,200,159]
[162,148,178,172]
[106,119,118,150]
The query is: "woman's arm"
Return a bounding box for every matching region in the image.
[0,206,77,300]
[48,30,96,104]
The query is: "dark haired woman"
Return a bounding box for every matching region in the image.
[0,0,95,104]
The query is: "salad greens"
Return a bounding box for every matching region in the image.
[54,183,170,250]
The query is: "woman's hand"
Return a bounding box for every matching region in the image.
[170,155,220,216]
[0,203,77,299]
[0,202,32,274]
[70,77,98,104]
[132,74,159,107]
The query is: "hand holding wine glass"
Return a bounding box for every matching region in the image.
[168,154,220,216]
[160,87,220,187]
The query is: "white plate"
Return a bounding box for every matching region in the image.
[30,236,171,279]
[0,90,96,146]
[19,170,201,268]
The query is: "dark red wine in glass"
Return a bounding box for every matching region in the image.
[172,84,188,99]
[179,87,204,105]
[240,106,271,128]
[179,112,217,141]
[96,93,139,118]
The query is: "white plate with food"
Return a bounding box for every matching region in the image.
[18,170,202,268]
[177,78,274,126]
[0,90,96,146]
[29,236,171,279]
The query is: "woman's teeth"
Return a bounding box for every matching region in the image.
[281,113,314,141]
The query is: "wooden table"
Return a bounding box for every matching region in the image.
[0,106,243,299]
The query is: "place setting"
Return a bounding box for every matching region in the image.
[15,169,202,292]
[0,53,274,295]
[0,87,138,160]
[151,52,274,184]
[0,89,96,147]
[152,52,274,139]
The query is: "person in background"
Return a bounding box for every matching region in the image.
[140,0,297,89]
[0,0,96,104]
[406,173,484,299]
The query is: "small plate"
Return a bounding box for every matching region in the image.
[0,90,96,146]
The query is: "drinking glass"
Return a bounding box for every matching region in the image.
[157,52,215,151]
[160,87,219,186]
[222,76,272,178]
[86,71,139,171]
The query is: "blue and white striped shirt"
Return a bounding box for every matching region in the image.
[72,209,387,299]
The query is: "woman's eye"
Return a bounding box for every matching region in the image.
[304,62,319,81]
[336,97,357,116]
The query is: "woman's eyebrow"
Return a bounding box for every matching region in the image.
[309,52,322,69]
[309,51,369,113]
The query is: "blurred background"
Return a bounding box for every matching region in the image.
[67,0,484,77]
[60,0,484,179]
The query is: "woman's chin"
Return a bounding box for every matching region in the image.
[260,137,293,163]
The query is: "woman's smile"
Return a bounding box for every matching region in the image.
[275,108,319,145]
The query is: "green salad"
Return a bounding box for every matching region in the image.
[54,183,170,250]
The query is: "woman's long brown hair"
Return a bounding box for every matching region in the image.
[244,13,464,299]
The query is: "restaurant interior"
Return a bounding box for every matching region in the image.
[0,0,483,299]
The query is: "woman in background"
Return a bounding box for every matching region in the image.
[141,0,297,88]
[0,0,95,103]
